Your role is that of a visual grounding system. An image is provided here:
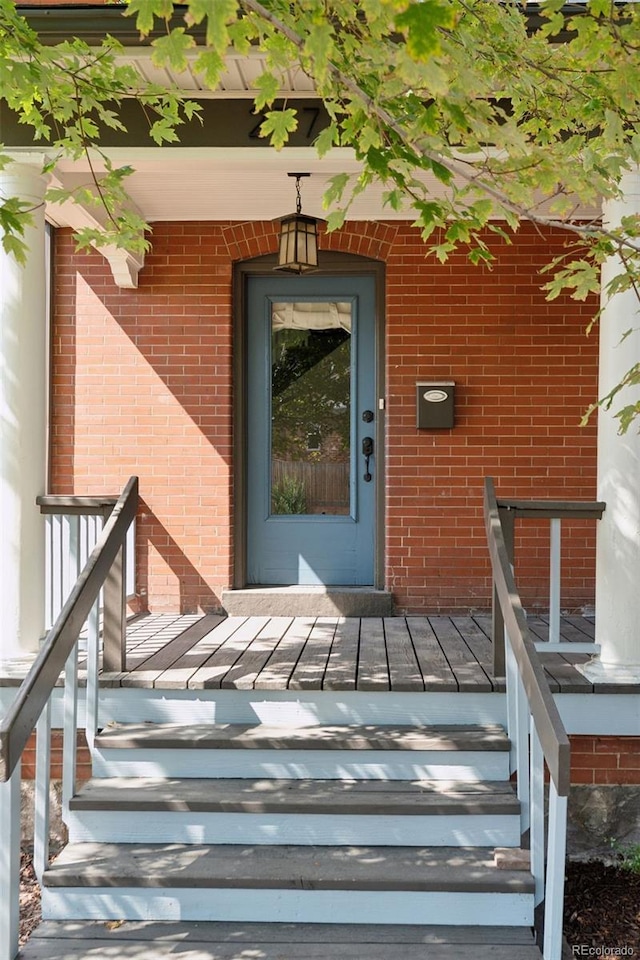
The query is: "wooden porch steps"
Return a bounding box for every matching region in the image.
[33,691,542,955]
[43,841,534,894]
[19,921,544,959]
[89,721,512,781]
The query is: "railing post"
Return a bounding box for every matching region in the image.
[493,505,515,676]
[543,782,568,960]
[103,540,126,672]
[548,518,561,645]
[34,700,52,883]
[85,596,101,748]
[515,668,530,837]
[62,644,79,818]
[505,631,518,775]
[530,718,545,906]
[0,762,21,960]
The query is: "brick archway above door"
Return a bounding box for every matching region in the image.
[221,220,399,264]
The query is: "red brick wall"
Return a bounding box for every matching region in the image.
[383,224,598,612]
[21,731,92,782]
[50,219,598,613]
[52,224,236,612]
[570,736,640,786]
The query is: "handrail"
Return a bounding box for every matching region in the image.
[36,494,119,515]
[0,476,138,783]
[495,499,605,519]
[484,477,570,795]
[491,495,605,673]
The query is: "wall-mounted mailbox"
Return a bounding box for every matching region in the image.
[416,381,455,429]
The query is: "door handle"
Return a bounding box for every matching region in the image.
[362,436,374,482]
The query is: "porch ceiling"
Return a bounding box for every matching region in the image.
[43,145,601,228]
[45,146,435,225]
[12,8,601,228]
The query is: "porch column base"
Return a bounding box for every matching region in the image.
[0,653,39,677]
[577,657,640,684]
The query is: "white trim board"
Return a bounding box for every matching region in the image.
[556,693,640,735]
[96,689,508,728]
[4,685,639,735]
[41,887,534,927]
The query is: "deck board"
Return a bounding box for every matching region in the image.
[0,612,610,696]
[405,618,458,692]
[322,618,360,690]
[221,617,293,690]
[384,619,424,692]
[253,617,315,690]
[289,617,338,690]
[187,617,266,689]
[428,617,492,692]
[357,617,390,691]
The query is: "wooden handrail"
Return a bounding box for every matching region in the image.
[496,499,605,520]
[484,477,570,796]
[490,495,605,674]
[0,476,138,783]
[36,494,119,516]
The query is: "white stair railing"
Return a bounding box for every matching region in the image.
[0,478,138,960]
[484,477,603,960]
[491,496,605,673]
[41,498,136,634]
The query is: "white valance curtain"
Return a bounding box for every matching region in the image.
[272,301,352,332]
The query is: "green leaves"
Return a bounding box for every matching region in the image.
[544,259,602,302]
[125,0,174,34]
[152,28,196,70]
[259,108,298,149]
[0,197,33,263]
[304,22,334,84]
[395,1,456,60]
[2,0,640,423]
[185,0,239,51]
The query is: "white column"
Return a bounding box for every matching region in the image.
[584,168,640,681]
[0,161,48,665]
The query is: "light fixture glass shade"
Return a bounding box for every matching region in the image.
[276,213,319,273]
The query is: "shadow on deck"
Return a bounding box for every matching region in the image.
[83,612,601,695]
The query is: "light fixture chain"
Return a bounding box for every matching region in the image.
[295,175,302,214]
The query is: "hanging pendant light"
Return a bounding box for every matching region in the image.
[275,172,320,274]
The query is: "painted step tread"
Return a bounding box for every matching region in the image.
[43,843,534,893]
[94,722,510,752]
[20,921,543,959]
[70,777,520,815]
[29,920,540,944]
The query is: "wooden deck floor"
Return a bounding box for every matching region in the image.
[73,611,605,694]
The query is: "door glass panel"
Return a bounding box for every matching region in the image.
[270,301,352,516]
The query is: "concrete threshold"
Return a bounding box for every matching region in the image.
[222,587,394,617]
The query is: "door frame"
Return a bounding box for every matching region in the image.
[233,251,386,589]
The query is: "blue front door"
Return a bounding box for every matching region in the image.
[247,274,377,585]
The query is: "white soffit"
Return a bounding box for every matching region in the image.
[119,49,316,98]
[50,147,432,222]
[48,146,600,225]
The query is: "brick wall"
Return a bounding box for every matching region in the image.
[51,219,598,613]
[383,224,598,612]
[570,736,640,786]
[21,731,92,782]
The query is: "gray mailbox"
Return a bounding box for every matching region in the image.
[416,382,455,429]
